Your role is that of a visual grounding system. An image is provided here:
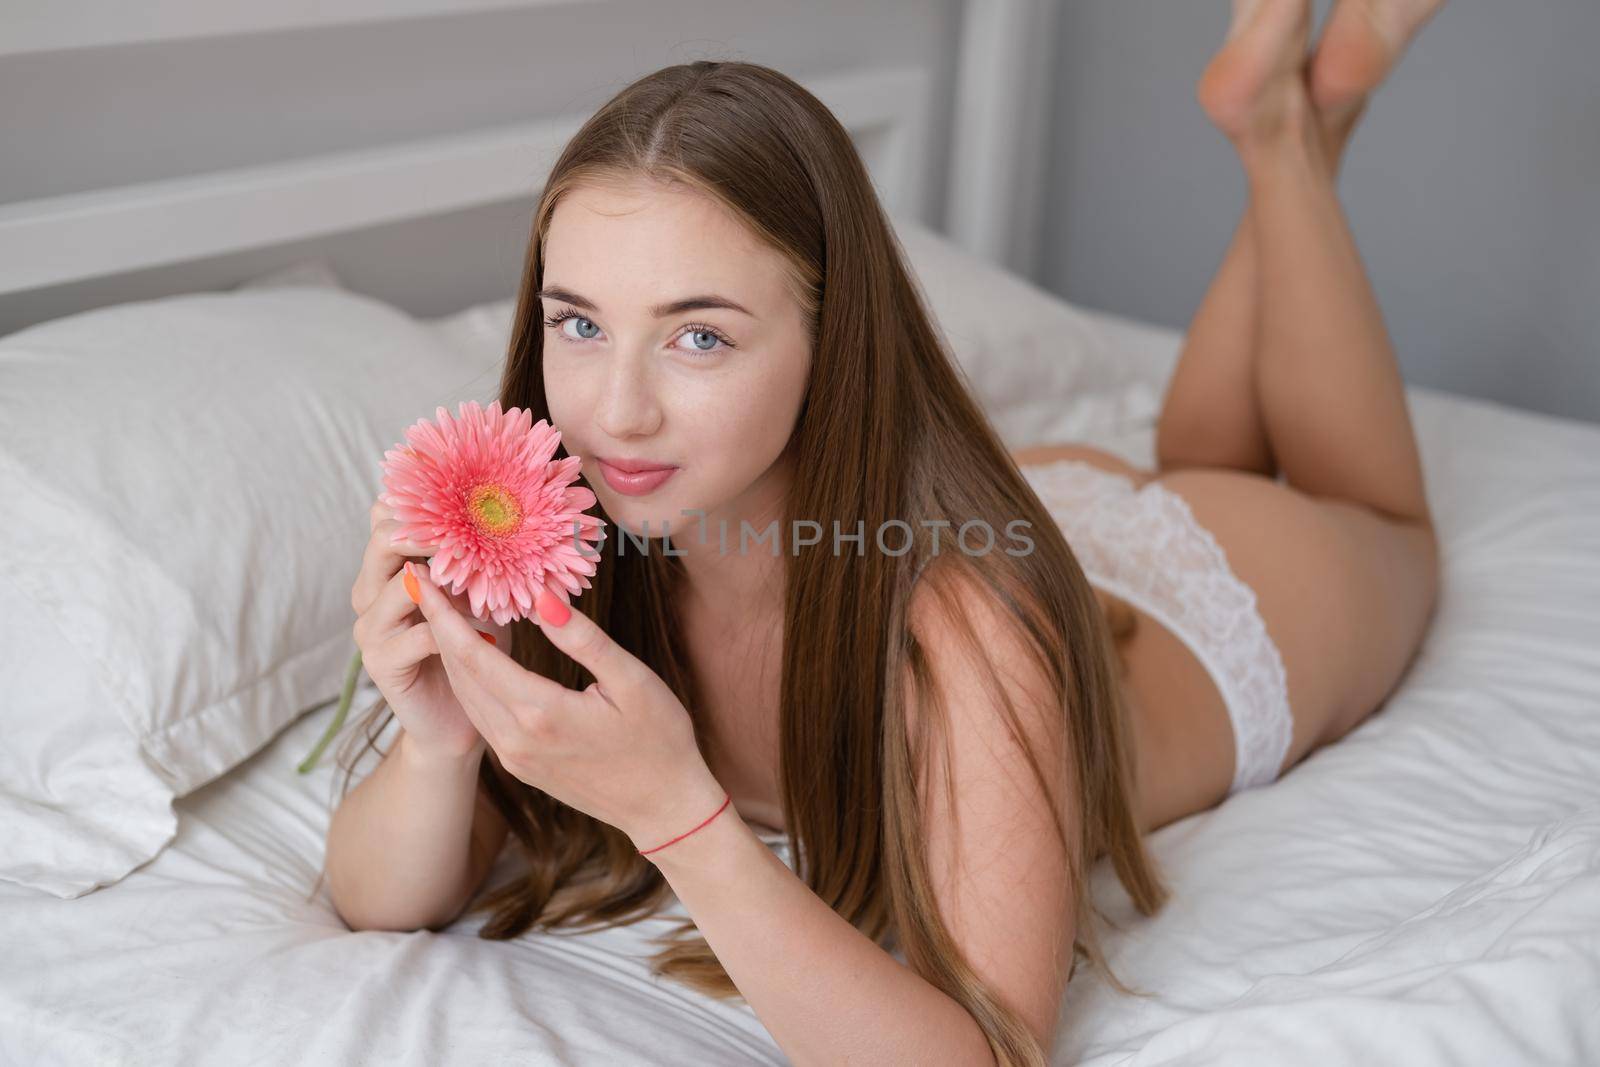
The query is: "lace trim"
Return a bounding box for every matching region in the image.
[1019,459,1293,792]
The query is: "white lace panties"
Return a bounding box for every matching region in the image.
[1019,458,1293,793]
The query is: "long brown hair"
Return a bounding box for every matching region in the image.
[320,59,1166,1066]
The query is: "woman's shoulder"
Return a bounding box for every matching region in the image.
[904,557,1041,666]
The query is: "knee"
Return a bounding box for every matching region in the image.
[1152,411,1187,471]
[1155,410,1275,477]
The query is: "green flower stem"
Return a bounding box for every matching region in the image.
[297,647,364,774]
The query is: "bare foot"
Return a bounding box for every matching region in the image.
[1196,0,1315,144]
[1311,0,1447,115]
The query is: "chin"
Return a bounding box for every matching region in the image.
[602,498,691,543]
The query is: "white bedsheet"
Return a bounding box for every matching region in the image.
[4,314,1598,1066]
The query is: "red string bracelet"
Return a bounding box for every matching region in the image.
[637,791,733,856]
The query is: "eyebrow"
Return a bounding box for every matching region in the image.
[536,285,753,319]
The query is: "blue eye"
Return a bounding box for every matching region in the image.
[675,327,730,354]
[542,306,602,341]
[561,315,599,340]
[541,305,737,357]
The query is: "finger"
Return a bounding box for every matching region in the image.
[378,621,517,752]
[376,618,438,671]
[425,579,505,655]
[357,565,425,645]
[430,572,519,645]
[532,587,646,698]
[351,533,392,617]
[406,562,574,712]
[426,574,510,649]
[365,611,504,754]
[353,520,441,617]
[377,518,438,559]
[443,653,525,757]
[358,565,495,650]
[434,639,534,762]
[415,615,519,734]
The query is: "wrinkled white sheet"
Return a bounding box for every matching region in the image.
[4,312,1598,1066]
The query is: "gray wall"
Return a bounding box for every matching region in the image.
[1038,0,1600,425]
[0,0,962,335]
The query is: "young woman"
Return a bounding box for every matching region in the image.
[321,1,1445,1062]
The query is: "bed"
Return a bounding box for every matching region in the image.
[4,7,1599,1065]
[5,277,1598,1064]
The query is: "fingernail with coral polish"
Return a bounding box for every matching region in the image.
[403,562,421,605]
[536,590,571,627]
[477,631,497,646]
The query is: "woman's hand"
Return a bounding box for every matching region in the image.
[350,499,508,762]
[403,561,727,850]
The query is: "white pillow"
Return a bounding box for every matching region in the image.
[890,218,1178,448]
[0,285,501,897]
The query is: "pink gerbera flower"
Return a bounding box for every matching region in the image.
[380,400,606,625]
[297,400,605,774]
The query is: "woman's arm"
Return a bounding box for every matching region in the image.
[326,729,506,932]
[399,558,1073,1061]
[645,810,996,1067]
[647,571,1076,1066]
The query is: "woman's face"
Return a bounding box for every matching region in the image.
[540,178,813,546]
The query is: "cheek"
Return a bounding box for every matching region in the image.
[542,361,589,433]
[680,368,803,459]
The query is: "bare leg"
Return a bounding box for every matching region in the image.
[1196,0,1432,525]
[1155,110,1362,476]
[1157,0,1445,480]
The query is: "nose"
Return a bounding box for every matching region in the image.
[593,351,663,440]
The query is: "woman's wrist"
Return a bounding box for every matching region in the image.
[638,791,764,882]
[396,728,485,778]
[630,768,739,861]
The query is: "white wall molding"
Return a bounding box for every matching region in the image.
[946,0,1061,278]
[0,0,597,58]
[0,64,932,297]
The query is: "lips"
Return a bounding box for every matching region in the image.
[597,456,676,474]
[596,457,679,497]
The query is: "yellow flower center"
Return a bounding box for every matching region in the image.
[467,482,522,538]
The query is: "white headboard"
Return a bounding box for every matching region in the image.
[0,0,1055,327]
